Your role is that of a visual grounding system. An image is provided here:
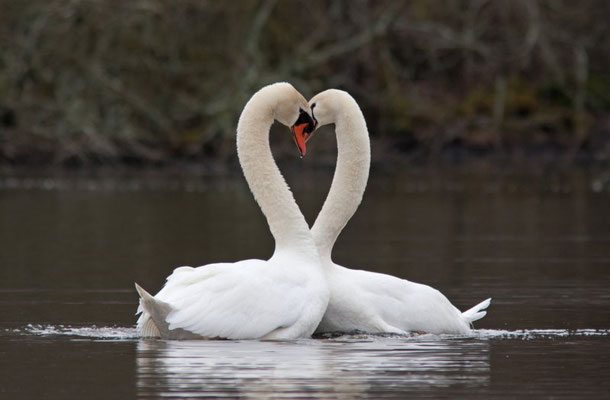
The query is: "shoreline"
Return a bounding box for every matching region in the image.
[1,156,609,195]
[1,137,609,171]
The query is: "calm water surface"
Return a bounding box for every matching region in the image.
[1,167,609,399]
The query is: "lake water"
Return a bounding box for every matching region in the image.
[1,166,609,399]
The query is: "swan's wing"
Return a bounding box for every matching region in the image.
[155,260,309,339]
[331,265,471,334]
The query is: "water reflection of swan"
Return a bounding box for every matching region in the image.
[306,90,491,335]
[135,83,328,340]
[136,337,490,398]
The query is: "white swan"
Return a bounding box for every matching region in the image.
[135,82,328,340]
[301,89,490,335]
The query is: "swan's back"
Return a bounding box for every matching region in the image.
[319,266,472,335]
[137,258,327,339]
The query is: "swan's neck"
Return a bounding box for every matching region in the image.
[237,94,318,260]
[311,100,370,261]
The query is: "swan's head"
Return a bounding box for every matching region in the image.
[267,83,316,156]
[307,89,351,137]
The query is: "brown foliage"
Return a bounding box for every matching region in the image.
[0,0,609,164]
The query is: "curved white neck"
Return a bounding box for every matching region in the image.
[311,97,370,261]
[236,90,318,260]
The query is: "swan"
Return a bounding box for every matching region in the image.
[135,82,328,340]
[300,89,490,335]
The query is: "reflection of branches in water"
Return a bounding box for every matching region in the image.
[1,0,609,163]
[135,337,489,398]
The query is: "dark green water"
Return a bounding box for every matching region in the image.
[1,167,609,399]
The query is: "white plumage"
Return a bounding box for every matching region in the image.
[135,83,328,340]
[308,89,491,335]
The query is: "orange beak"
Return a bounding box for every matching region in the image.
[291,123,310,156]
[291,109,315,157]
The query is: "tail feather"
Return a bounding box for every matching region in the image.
[462,298,491,324]
[135,283,173,337]
[135,283,201,339]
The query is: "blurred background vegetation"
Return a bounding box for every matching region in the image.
[0,0,609,166]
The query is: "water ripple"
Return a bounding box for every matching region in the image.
[4,325,609,398]
[8,324,610,341]
[8,324,139,339]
